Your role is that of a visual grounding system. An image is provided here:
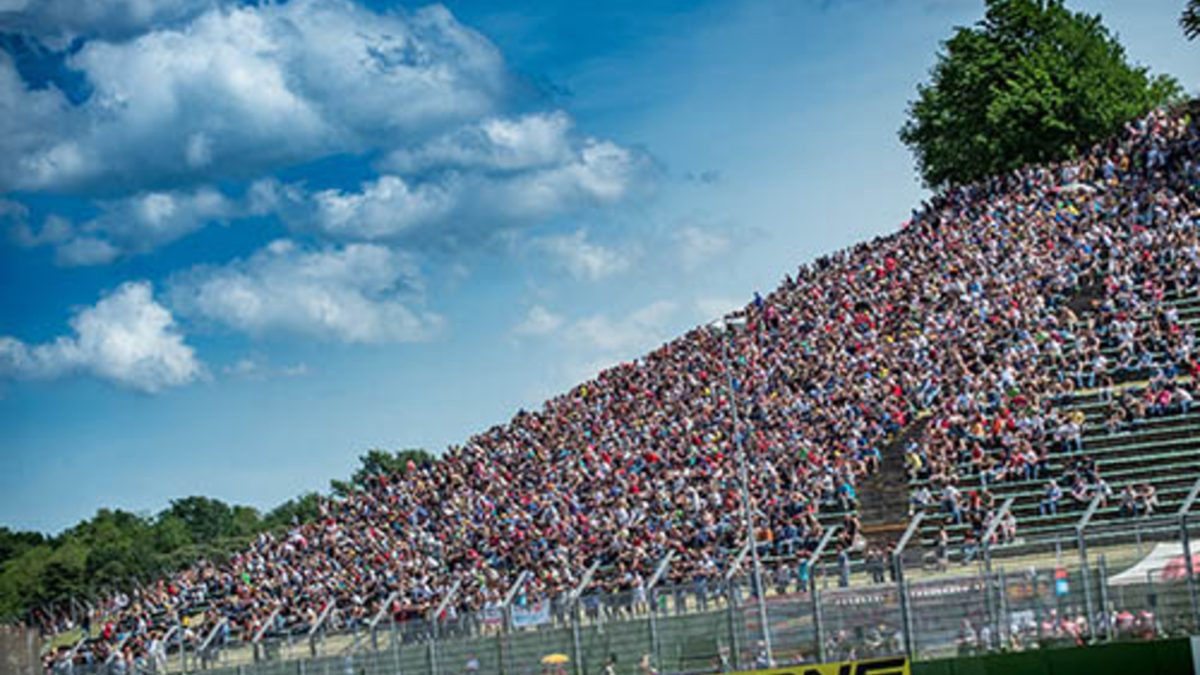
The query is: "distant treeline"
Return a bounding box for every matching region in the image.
[0,448,434,624]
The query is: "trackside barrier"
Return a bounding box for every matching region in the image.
[39,516,1200,675]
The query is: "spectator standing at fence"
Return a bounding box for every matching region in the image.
[1039,480,1062,516]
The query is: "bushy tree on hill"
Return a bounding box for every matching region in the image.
[900,0,1181,189]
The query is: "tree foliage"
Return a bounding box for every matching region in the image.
[1184,0,1200,41]
[899,0,1181,188]
[0,448,433,623]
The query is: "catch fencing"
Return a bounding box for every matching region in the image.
[36,496,1200,675]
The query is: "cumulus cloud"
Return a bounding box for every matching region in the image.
[565,300,679,354]
[674,225,732,271]
[263,112,652,242]
[534,230,631,281]
[0,0,507,193]
[512,305,564,337]
[168,240,443,343]
[381,111,575,174]
[0,281,203,393]
[11,187,240,265]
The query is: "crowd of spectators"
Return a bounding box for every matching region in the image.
[43,105,1200,672]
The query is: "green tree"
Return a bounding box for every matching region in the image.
[899,0,1181,188]
[264,493,322,529]
[1184,0,1200,40]
[167,496,235,544]
[350,448,435,486]
[0,527,44,565]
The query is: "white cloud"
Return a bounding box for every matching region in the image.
[265,113,652,242]
[0,281,203,393]
[168,239,443,343]
[55,236,121,267]
[674,225,732,271]
[381,111,575,174]
[564,300,678,354]
[222,356,310,380]
[535,230,631,281]
[9,187,240,265]
[512,305,564,337]
[262,175,455,240]
[0,0,507,193]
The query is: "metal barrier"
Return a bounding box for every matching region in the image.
[34,501,1200,675]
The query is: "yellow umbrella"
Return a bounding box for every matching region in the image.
[541,654,570,665]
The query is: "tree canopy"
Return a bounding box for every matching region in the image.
[1184,0,1200,41]
[899,0,1181,189]
[0,448,430,623]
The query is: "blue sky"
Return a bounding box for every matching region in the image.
[1,0,1196,533]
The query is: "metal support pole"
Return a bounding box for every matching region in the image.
[646,552,674,670]
[1076,494,1103,636]
[1176,477,1200,630]
[725,584,741,671]
[568,562,601,675]
[253,606,281,662]
[812,584,825,663]
[571,601,584,675]
[429,578,462,675]
[996,567,1009,651]
[893,513,923,661]
[367,593,398,653]
[981,497,1015,577]
[308,604,335,658]
[198,618,228,670]
[497,572,529,675]
[713,316,773,667]
[177,616,186,674]
[1098,555,1113,642]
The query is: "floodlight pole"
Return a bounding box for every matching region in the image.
[714,316,773,667]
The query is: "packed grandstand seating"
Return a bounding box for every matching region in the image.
[39,105,1200,671]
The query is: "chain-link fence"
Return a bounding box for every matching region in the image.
[30,506,1200,675]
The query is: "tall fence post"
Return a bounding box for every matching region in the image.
[253,605,281,663]
[725,583,741,670]
[646,552,675,671]
[1177,478,1200,630]
[723,542,751,670]
[1097,554,1113,642]
[569,561,601,675]
[176,615,187,674]
[812,584,825,664]
[497,571,529,675]
[893,512,924,661]
[1075,494,1103,636]
[995,567,1009,651]
[979,497,1013,651]
[429,577,463,675]
[808,526,839,665]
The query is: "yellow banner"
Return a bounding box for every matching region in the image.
[730,656,909,675]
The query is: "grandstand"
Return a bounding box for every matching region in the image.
[35,103,1200,675]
